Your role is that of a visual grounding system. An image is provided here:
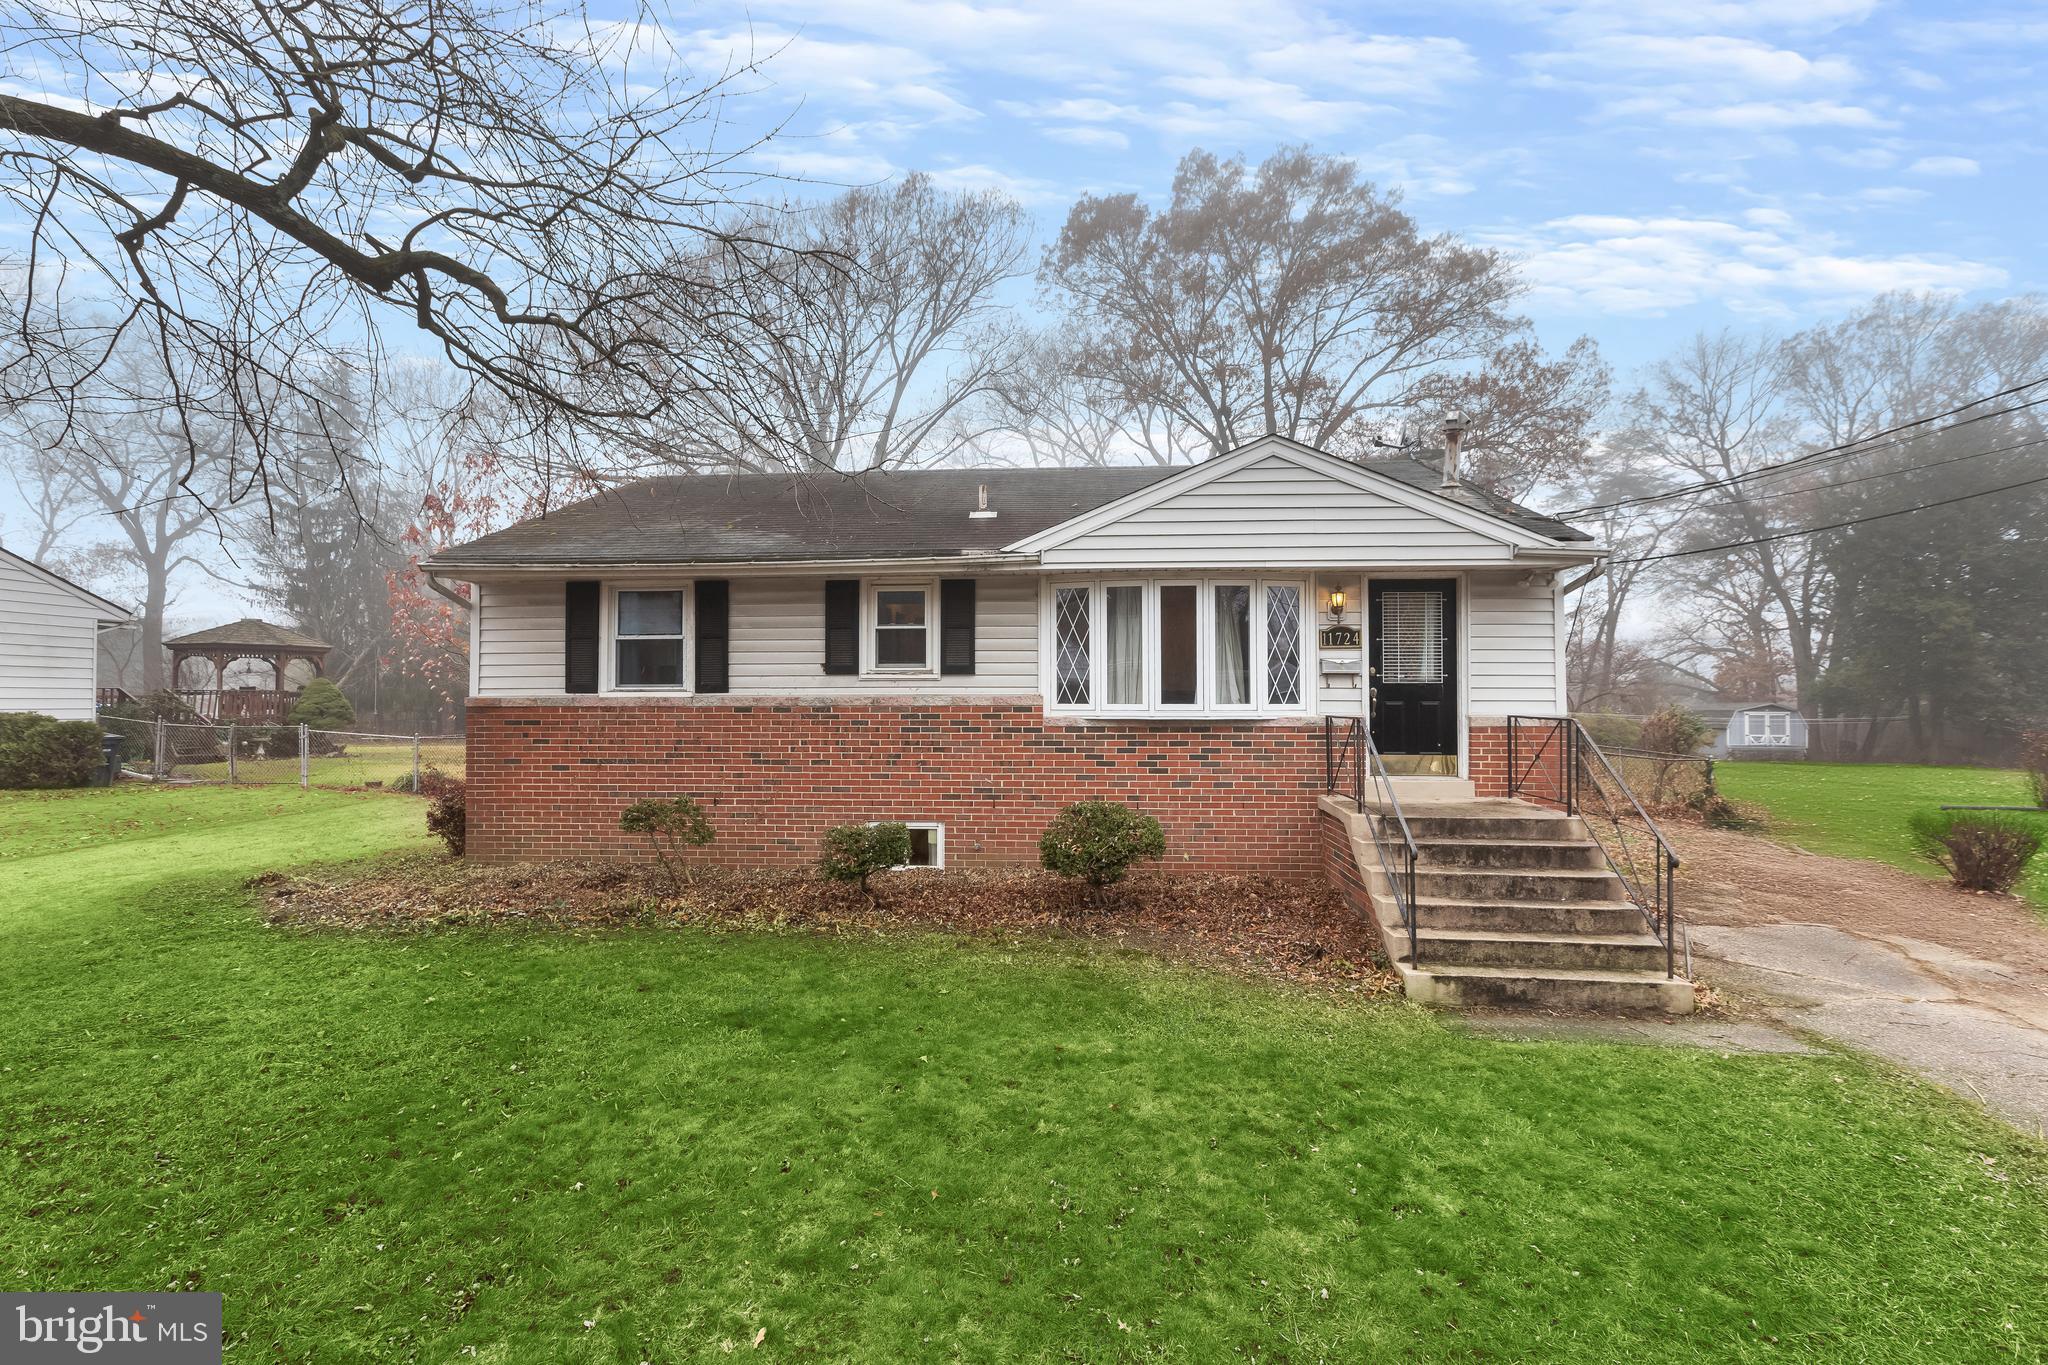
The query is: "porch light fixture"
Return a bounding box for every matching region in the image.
[1327,587,1346,620]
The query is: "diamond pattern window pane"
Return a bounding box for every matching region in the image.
[1054,587,1091,705]
[1265,584,1302,705]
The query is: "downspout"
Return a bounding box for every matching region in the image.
[425,573,472,610]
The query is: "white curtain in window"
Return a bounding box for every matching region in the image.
[1213,584,1250,705]
[1106,585,1143,705]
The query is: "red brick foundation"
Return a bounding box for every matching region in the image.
[466,697,1335,875]
[1468,723,1511,798]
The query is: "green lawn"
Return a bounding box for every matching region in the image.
[1717,761,2048,910]
[3,788,2046,1361]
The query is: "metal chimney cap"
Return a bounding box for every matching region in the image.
[1440,410,1470,436]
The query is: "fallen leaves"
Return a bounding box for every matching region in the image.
[261,854,1398,997]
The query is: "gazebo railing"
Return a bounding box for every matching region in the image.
[170,688,299,724]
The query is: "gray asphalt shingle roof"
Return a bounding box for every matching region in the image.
[425,456,1590,571]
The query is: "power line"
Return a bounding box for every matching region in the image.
[1607,470,2048,566]
[1650,431,2048,516]
[1559,376,2048,518]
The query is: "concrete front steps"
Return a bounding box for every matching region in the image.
[1322,794,1692,1015]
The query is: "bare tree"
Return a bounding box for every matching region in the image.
[1,437,95,560]
[0,0,811,509]
[1622,331,1828,704]
[643,173,1030,473]
[964,328,1198,468]
[6,346,237,689]
[1042,146,1605,474]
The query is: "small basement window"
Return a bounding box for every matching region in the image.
[899,822,944,869]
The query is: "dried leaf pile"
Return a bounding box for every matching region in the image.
[261,855,1397,997]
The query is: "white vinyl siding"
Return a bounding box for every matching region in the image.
[474,580,566,696]
[1466,571,1562,720]
[1039,454,1515,569]
[729,576,1037,694]
[0,552,121,721]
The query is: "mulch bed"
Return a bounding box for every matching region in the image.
[259,856,1399,998]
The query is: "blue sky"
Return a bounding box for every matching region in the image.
[673,0,2040,367]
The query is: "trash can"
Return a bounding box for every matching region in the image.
[100,732,124,787]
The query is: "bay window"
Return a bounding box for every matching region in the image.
[1047,577,1309,717]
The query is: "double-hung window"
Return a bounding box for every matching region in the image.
[613,588,688,688]
[1048,578,1308,717]
[870,582,934,672]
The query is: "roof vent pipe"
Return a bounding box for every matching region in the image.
[1439,411,1469,490]
[969,482,998,519]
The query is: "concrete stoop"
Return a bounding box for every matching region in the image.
[1323,794,1693,1015]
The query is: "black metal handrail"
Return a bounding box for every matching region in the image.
[1506,715,1682,979]
[1325,716,1420,966]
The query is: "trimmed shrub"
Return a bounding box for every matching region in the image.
[0,712,106,788]
[288,678,355,730]
[1039,801,1166,893]
[1638,705,1711,756]
[2023,730,2048,809]
[620,796,716,893]
[424,774,467,856]
[1908,810,2043,894]
[821,822,911,904]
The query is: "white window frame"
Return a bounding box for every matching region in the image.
[881,820,945,870]
[1043,575,1311,720]
[1743,710,1791,744]
[864,578,939,677]
[604,583,693,693]
[1100,580,1151,712]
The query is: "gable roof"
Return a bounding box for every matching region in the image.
[163,618,332,651]
[1004,436,1592,556]
[0,544,134,620]
[423,441,1593,573]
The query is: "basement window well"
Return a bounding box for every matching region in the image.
[897,822,944,870]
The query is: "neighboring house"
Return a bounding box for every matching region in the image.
[0,545,135,721]
[1714,702,1808,759]
[424,435,1602,873]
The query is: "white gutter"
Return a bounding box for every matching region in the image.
[419,553,1044,578]
[424,572,474,609]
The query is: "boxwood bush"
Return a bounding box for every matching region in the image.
[821,822,911,904]
[0,712,108,788]
[1039,801,1166,893]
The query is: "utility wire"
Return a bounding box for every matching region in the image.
[1607,471,2048,566]
[1559,376,2048,518]
[1637,432,2048,516]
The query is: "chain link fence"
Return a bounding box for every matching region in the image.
[1599,745,1715,812]
[99,716,464,790]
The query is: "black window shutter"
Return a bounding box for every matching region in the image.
[823,579,859,675]
[694,579,730,693]
[564,580,600,694]
[940,578,976,675]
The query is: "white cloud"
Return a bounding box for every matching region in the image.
[1528,34,1857,90]
[1500,212,2007,315]
[1907,155,1980,177]
[1042,126,1131,151]
[1250,35,1480,101]
[1670,99,1889,130]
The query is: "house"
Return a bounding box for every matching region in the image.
[0,545,135,721]
[425,434,1604,877]
[1712,702,1808,760]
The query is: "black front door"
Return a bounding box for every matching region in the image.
[1369,579,1457,758]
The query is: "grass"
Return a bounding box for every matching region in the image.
[1718,761,2048,910]
[4,787,2047,1361]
